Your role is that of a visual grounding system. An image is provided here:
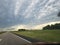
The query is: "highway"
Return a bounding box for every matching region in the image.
[0,32,31,45]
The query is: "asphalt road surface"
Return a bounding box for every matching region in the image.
[0,32,31,45]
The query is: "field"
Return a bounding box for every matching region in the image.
[13,30,60,42]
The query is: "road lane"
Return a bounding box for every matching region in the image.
[0,32,31,45]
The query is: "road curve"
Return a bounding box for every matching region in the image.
[0,32,31,45]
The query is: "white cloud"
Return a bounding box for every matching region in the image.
[14,0,60,20]
[49,0,55,3]
[10,24,30,30]
[14,0,24,16]
[37,0,60,19]
[23,0,39,18]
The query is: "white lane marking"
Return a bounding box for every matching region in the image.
[16,35,32,43]
[10,33,32,43]
[0,39,2,42]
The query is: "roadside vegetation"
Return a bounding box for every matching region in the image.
[12,23,60,42]
[13,30,60,42]
[43,23,60,30]
[0,32,5,34]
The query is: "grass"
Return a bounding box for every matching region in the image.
[0,32,5,34]
[13,30,60,42]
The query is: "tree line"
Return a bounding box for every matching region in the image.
[43,23,60,30]
[43,12,60,30]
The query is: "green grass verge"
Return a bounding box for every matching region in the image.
[13,30,60,42]
[0,32,5,34]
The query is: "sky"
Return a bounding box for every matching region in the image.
[0,0,60,31]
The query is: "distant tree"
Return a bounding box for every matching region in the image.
[54,23,60,29]
[50,24,55,29]
[43,25,51,30]
[18,29,26,31]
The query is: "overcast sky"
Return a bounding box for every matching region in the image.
[0,0,60,30]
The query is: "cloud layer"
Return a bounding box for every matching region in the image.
[0,0,60,30]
